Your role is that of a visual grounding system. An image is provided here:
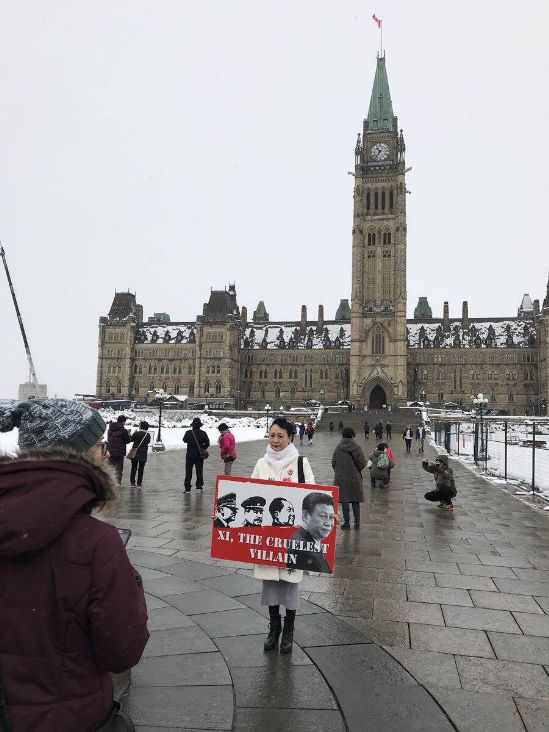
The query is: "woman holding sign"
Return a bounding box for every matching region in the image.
[251,417,315,654]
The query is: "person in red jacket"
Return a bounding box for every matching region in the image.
[217,422,236,475]
[0,398,149,732]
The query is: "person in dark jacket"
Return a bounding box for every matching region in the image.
[328,421,335,432]
[106,414,131,483]
[130,420,151,488]
[363,420,370,439]
[385,422,392,440]
[0,398,149,732]
[403,425,413,453]
[374,422,383,440]
[183,416,210,493]
[416,424,426,453]
[422,454,456,511]
[332,427,366,530]
[369,442,395,488]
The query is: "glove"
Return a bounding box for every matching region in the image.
[422,460,428,468]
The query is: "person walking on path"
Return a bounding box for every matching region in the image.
[332,427,366,530]
[183,417,210,493]
[416,424,426,454]
[217,422,236,475]
[374,421,383,440]
[106,414,131,483]
[385,442,395,481]
[385,422,392,440]
[329,421,335,433]
[422,454,456,511]
[363,420,370,440]
[251,417,315,654]
[298,422,306,445]
[306,421,315,445]
[338,420,344,432]
[369,442,394,488]
[403,425,413,453]
[129,420,151,488]
[0,398,149,732]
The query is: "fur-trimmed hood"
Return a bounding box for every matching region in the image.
[0,446,117,557]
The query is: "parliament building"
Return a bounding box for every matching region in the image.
[96,55,549,416]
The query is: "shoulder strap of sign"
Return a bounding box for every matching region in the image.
[298,456,305,484]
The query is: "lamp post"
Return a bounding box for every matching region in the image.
[264,403,271,438]
[152,391,168,452]
[472,392,488,468]
[420,389,426,405]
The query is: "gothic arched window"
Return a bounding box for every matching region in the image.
[105,380,111,393]
[290,385,296,400]
[366,191,370,211]
[174,382,180,394]
[374,191,379,209]
[368,231,376,245]
[188,381,195,396]
[215,381,222,395]
[204,381,210,395]
[260,385,266,400]
[162,381,168,392]
[116,381,122,394]
[371,326,385,355]
[381,190,386,209]
[134,381,140,395]
[389,189,394,209]
[274,385,281,399]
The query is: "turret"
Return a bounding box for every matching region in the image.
[300,305,307,335]
[462,301,469,331]
[241,306,248,327]
[317,305,324,333]
[442,302,450,333]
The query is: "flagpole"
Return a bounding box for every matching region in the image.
[381,20,383,56]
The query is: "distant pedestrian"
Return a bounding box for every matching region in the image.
[306,421,315,445]
[338,420,344,432]
[332,427,366,530]
[416,424,426,454]
[218,422,236,475]
[384,442,395,480]
[385,422,392,440]
[329,421,335,432]
[374,421,383,440]
[369,442,394,488]
[106,414,132,483]
[299,422,306,445]
[403,425,413,453]
[183,417,210,493]
[363,420,370,439]
[129,420,151,488]
[422,454,456,511]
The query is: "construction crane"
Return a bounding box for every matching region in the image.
[1,243,42,394]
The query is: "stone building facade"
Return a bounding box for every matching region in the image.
[96,55,549,416]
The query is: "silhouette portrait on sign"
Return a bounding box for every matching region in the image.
[288,492,335,573]
[269,497,295,527]
[214,492,237,528]
[241,496,266,526]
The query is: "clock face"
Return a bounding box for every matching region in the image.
[371,143,390,161]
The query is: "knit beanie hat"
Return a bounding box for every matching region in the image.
[436,454,449,466]
[0,398,106,453]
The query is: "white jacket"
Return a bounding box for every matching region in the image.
[251,454,315,584]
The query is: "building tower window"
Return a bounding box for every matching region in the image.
[371,326,385,355]
[174,382,180,394]
[116,381,122,394]
[188,382,195,396]
[381,190,386,210]
[215,381,222,395]
[374,191,379,209]
[368,231,376,245]
[366,191,370,211]
[274,385,281,400]
[389,189,394,210]
[204,381,210,395]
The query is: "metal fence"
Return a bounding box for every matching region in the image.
[431,416,549,495]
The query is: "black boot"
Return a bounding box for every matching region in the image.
[264,606,282,651]
[280,611,295,654]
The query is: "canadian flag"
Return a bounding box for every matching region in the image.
[372,14,382,28]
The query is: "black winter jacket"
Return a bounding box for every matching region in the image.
[183,428,210,459]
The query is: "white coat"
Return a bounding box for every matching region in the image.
[251,453,315,584]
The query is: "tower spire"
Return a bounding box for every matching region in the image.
[543,273,549,311]
[367,55,394,132]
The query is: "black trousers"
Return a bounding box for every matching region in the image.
[185,457,204,489]
[386,428,392,439]
[405,438,412,452]
[424,487,453,505]
[109,456,124,483]
[341,501,360,526]
[130,460,146,485]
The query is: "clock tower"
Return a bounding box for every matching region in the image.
[350,54,408,408]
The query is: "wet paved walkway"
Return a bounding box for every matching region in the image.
[102,417,549,731]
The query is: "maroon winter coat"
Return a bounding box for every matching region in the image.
[0,448,149,732]
[106,421,131,457]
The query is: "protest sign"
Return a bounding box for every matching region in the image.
[211,476,338,574]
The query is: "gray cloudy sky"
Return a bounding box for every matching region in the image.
[1,0,548,399]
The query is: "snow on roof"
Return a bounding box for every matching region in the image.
[407,319,536,349]
[241,322,351,350]
[136,323,196,345]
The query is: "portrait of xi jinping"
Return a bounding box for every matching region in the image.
[241,496,266,526]
[288,492,335,573]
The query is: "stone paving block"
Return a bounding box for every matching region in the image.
[409,623,494,657]
[455,656,549,699]
[514,568,549,583]
[435,573,498,591]
[495,578,549,597]
[458,563,518,579]
[237,592,325,617]
[294,612,370,647]
[405,559,461,574]
[168,589,245,615]
[299,575,348,594]
[143,575,204,597]
[198,573,262,597]
[132,652,231,686]
[377,569,436,586]
[143,626,217,657]
[231,665,337,709]
[144,594,169,610]
[352,555,406,570]
[470,590,543,614]
[125,685,232,730]
[344,580,407,600]
[163,560,234,581]
[534,596,549,613]
[306,644,453,732]
[478,554,534,569]
[407,585,473,606]
[137,567,171,580]
[513,613,549,637]
[307,592,373,617]
[192,608,268,638]
[373,598,444,625]
[341,616,410,648]
[489,632,549,664]
[233,709,346,732]
[442,605,522,633]
[215,633,312,667]
[514,698,549,732]
[128,550,183,569]
[428,551,481,564]
[330,564,379,581]
[146,606,195,632]
[385,647,461,689]
[426,685,526,732]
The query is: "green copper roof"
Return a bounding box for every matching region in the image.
[253,300,269,322]
[414,297,432,319]
[367,55,394,132]
[335,298,351,320]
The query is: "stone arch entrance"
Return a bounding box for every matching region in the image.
[369,385,387,409]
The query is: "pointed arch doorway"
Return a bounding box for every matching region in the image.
[369,385,387,409]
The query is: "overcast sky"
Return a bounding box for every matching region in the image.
[1,0,548,399]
